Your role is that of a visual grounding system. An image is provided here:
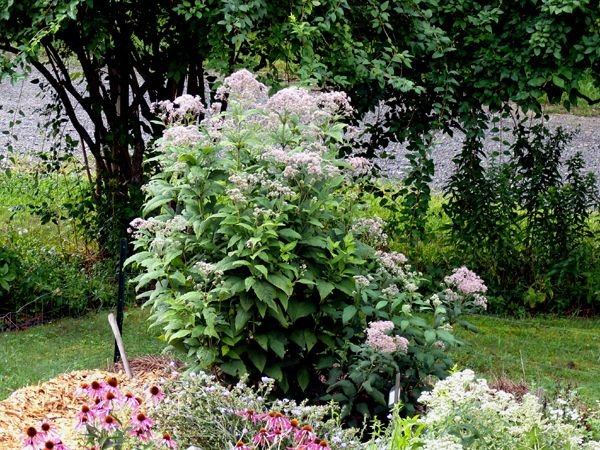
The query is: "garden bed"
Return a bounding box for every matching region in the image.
[0,356,180,449]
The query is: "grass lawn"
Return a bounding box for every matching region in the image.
[0,306,165,400]
[1,307,598,408]
[454,315,600,404]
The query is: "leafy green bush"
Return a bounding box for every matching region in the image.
[445,117,599,314]
[128,70,486,421]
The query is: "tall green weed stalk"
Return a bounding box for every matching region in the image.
[445,114,599,313]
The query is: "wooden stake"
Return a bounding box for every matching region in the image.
[108,313,133,378]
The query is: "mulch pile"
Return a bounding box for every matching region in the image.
[0,356,182,449]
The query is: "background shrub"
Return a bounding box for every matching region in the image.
[445,116,599,314]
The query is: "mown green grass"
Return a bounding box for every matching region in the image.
[0,307,166,400]
[454,315,600,404]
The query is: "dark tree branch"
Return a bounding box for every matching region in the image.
[26,59,99,163]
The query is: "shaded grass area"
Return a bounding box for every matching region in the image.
[454,315,600,403]
[0,307,166,400]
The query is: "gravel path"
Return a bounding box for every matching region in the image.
[1,74,599,189]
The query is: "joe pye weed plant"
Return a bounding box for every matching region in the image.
[127,69,486,421]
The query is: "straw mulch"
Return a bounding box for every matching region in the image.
[0,356,181,449]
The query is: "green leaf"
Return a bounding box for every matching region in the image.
[376,300,388,309]
[248,350,267,372]
[552,75,565,89]
[267,273,293,297]
[424,329,436,344]
[254,264,268,277]
[168,329,191,341]
[301,236,327,248]
[255,334,269,351]
[235,308,251,331]
[264,363,283,382]
[316,280,335,300]
[268,335,286,358]
[252,281,277,309]
[288,301,317,322]
[244,276,256,291]
[297,367,311,391]
[304,329,318,351]
[342,305,357,324]
[221,359,247,376]
[279,228,302,240]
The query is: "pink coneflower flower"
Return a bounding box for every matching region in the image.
[39,421,60,441]
[98,415,120,432]
[42,440,70,450]
[74,404,97,430]
[288,418,300,431]
[294,425,316,444]
[89,380,107,400]
[253,428,272,446]
[22,426,45,450]
[49,440,69,450]
[131,412,155,432]
[268,428,285,443]
[236,409,260,423]
[233,441,253,450]
[148,385,165,405]
[98,390,119,410]
[75,382,90,398]
[265,411,289,432]
[129,426,153,442]
[159,432,177,449]
[104,377,122,398]
[121,391,141,410]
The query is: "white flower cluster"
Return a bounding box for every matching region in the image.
[262,146,340,179]
[415,370,599,449]
[351,216,388,249]
[265,86,353,126]
[216,69,269,106]
[344,156,372,177]
[154,94,206,123]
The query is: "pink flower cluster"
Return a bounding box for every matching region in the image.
[22,421,68,450]
[234,410,332,450]
[71,378,176,449]
[262,147,339,179]
[365,321,409,354]
[154,94,206,123]
[216,69,269,106]
[265,86,353,126]
[444,267,488,295]
[351,217,388,248]
[345,156,372,177]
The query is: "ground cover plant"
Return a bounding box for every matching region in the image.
[127,70,487,422]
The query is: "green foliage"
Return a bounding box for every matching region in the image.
[128,76,483,421]
[0,245,20,294]
[445,117,599,313]
[2,0,598,253]
[0,170,120,325]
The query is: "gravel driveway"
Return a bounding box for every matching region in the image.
[1,74,599,190]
